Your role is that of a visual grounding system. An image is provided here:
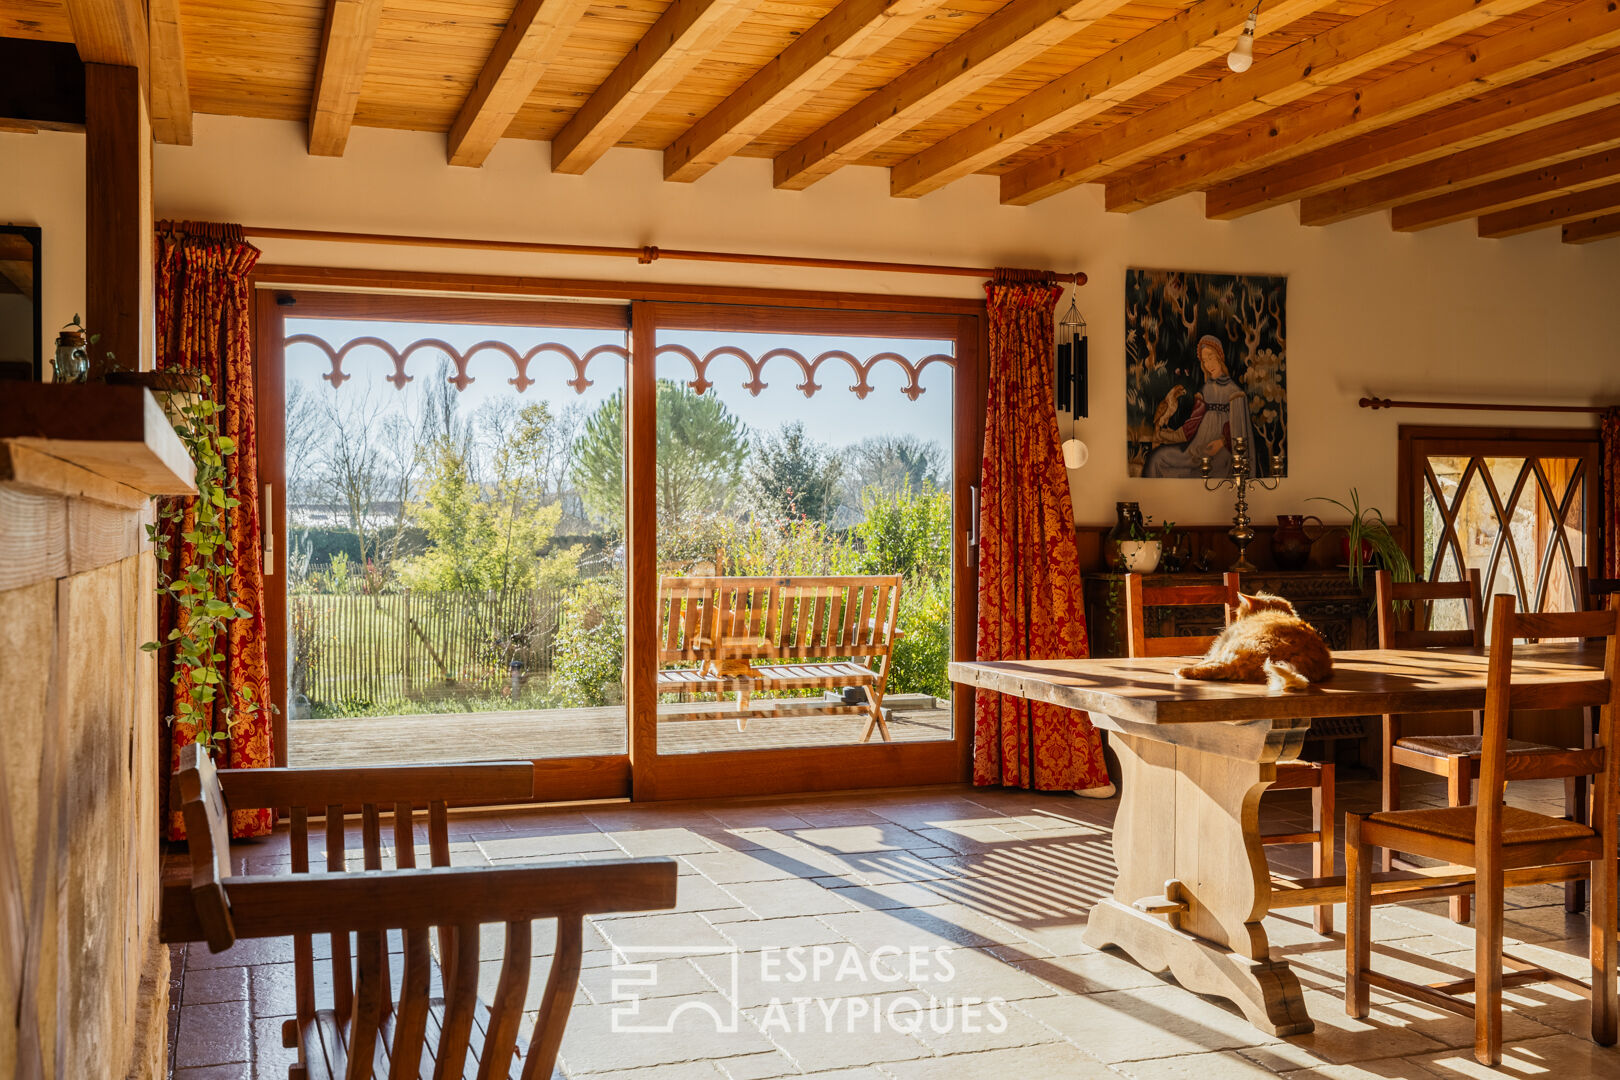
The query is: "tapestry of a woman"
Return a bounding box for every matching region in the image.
[1144,334,1253,478]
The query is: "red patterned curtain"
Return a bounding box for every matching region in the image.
[973,269,1110,791]
[1604,406,1620,578]
[155,221,273,839]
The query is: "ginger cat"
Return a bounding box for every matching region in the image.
[1175,592,1332,691]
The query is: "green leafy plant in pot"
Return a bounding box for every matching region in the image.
[141,377,263,755]
[1307,488,1413,589]
[1121,516,1175,574]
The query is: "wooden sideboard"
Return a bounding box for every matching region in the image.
[1083,569,1378,768]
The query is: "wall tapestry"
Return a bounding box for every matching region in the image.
[1125,268,1287,478]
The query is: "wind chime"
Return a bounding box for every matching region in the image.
[1056,290,1089,469]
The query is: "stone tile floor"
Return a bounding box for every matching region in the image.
[166,774,1620,1079]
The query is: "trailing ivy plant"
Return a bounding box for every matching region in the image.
[141,378,258,756]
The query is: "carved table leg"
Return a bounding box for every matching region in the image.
[1085,725,1314,1036]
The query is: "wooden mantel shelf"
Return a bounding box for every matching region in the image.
[0,383,198,504]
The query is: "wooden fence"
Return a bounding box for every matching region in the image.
[291,587,567,708]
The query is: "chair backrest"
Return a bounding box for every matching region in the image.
[1575,565,1620,612]
[1374,568,1484,650]
[1476,594,1620,846]
[1123,572,1241,659]
[658,575,903,664]
[176,752,539,1080]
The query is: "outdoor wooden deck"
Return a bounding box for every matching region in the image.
[287,697,953,767]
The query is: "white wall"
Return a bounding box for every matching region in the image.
[1,128,86,377]
[152,115,1620,527]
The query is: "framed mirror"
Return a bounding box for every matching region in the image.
[0,225,42,380]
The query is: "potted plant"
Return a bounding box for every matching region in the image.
[1308,488,1413,588]
[1121,516,1175,574]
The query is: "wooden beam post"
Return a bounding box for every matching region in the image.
[148,0,192,145]
[308,0,386,157]
[663,0,942,184]
[1001,0,1546,207]
[552,0,761,175]
[773,0,1125,192]
[63,0,148,71]
[84,62,153,378]
[447,0,595,168]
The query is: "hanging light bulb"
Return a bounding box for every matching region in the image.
[1228,5,1259,72]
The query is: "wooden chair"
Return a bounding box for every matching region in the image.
[1123,572,1337,933]
[1346,593,1620,1066]
[1566,565,1620,911]
[162,746,679,1080]
[1374,569,1574,923]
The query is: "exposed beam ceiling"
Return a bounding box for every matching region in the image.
[1101,0,1620,213]
[1479,180,1620,237]
[1563,212,1620,243]
[1002,0,1543,207]
[308,0,386,157]
[774,0,1126,192]
[552,0,761,175]
[889,0,1335,199]
[62,0,145,69]
[664,0,942,183]
[1199,51,1620,220]
[148,0,191,145]
[1392,148,1620,231]
[1300,104,1620,225]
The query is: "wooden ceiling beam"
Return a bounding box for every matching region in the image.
[1002,0,1541,207]
[1562,212,1620,243]
[63,0,147,70]
[448,0,596,167]
[552,0,761,175]
[664,0,941,183]
[1393,147,1620,231]
[1478,180,1620,237]
[148,0,191,145]
[308,0,385,157]
[1104,0,1620,213]
[1299,104,1620,225]
[774,0,1126,192]
[889,0,1334,199]
[1198,51,1620,219]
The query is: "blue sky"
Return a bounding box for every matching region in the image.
[285,318,957,456]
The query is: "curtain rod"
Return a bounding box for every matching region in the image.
[1359,395,1611,414]
[239,226,1087,286]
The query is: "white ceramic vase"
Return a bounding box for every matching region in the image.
[1119,540,1162,574]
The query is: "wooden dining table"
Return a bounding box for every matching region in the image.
[950,641,1608,1037]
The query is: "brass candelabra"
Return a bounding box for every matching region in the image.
[1199,435,1283,573]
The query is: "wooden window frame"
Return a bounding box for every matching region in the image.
[254,266,985,803]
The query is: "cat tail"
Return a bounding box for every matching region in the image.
[1175,660,1242,681]
[1263,659,1311,692]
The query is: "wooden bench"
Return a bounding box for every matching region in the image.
[657,574,903,742]
[161,745,678,1080]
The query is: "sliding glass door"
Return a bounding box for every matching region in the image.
[258,287,982,802]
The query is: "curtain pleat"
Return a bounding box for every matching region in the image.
[972,270,1109,791]
[1603,406,1620,579]
[155,221,273,839]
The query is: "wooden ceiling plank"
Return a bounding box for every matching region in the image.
[62,0,146,69]
[890,0,1336,199]
[1393,147,1620,231]
[1562,211,1620,243]
[1001,0,1549,207]
[552,0,763,175]
[1107,0,1620,214]
[1478,179,1620,238]
[774,0,1127,192]
[447,0,595,168]
[1299,104,1620,225]
[148,0,191,145]
[664,0,943,184]
[308,0,386,157]
[1199,51,1620,219]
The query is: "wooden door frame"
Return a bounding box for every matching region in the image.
[252,266,985,803]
